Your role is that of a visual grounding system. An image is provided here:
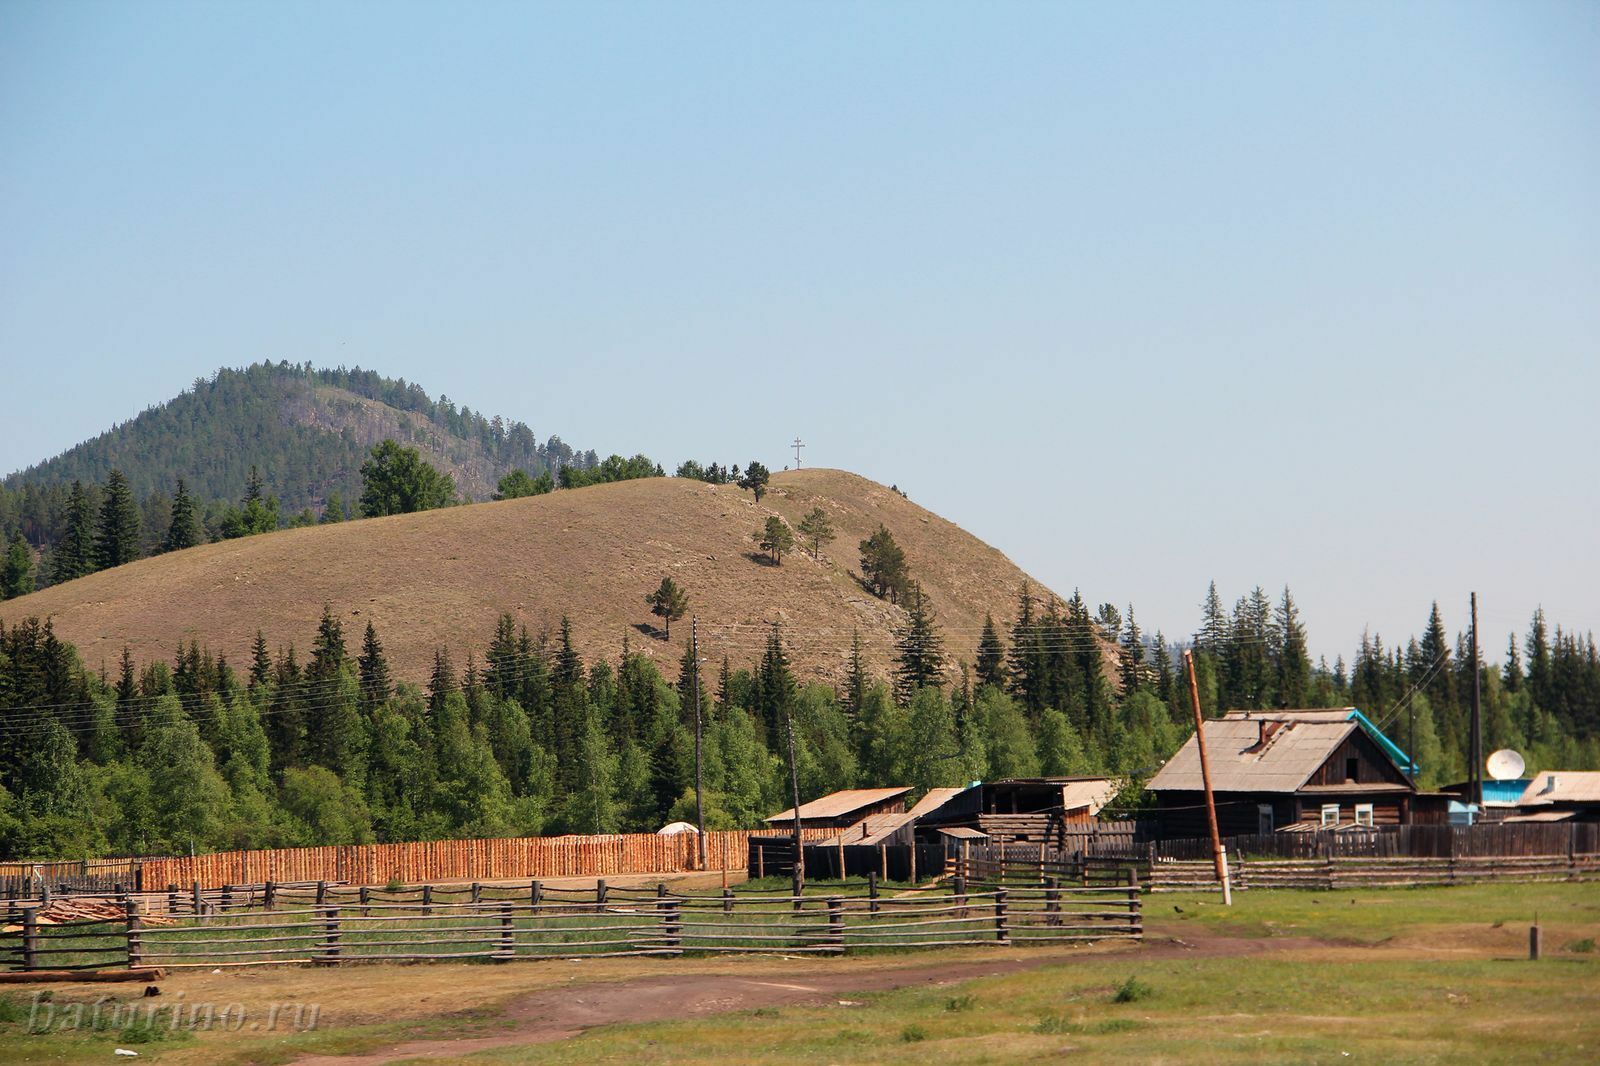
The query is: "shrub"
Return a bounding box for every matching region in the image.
[945,994,975,1012]
[900,1025,928,1043]
[1113,975,1154,1003]
[1567,937,1596,954]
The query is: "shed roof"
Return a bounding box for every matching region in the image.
[908,787,970,818]
[1060,778,1121,813]
[1146,710,1410,794]
[1517,771,1600,807]
[937,827,990,840]
[766,787,912,823]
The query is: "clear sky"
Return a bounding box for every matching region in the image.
[2,1,1596,664]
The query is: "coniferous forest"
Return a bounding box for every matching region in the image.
[0,584,1595,861]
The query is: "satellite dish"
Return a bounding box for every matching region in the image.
[1486,749,1526,781]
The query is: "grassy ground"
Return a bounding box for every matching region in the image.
[0,881,1596,1064]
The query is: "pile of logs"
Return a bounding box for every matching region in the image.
[3,898,177,932]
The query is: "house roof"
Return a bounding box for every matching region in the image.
[1503,809,1580,823]
[1517,771,1600,807]
[1146,710,1410,795]
[1060,778,1121,813]
[766,787,911,823]
[908,787,970,818]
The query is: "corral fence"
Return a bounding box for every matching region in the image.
[3,830,839,901]
[1150,822,1600,862]
[0,875,1142,972]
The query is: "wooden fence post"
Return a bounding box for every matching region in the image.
[264,880,275,912]
[756,843,765,880]
[1045,876,1060,927]
[471,882,482,905]
[359,886,370,917]
[498,902,514,960]
[596,879,607,906]
[318,905,341,964]
[422,884,433,915]
[167,883,178,915]
[222,884,233,912]
[125,898,143,968]
[994,888,1009,945]
[722,887,734,913]
[660,897,682,954]
[315,880,327,907]
[193,881,204,915]
[954,875,967,919]
[827,897,844,954]
[530,879,542,909]
[21,907,39,971]
[867,871,879,914]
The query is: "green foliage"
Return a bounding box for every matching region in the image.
[796,506,835,559]
[0,534,33,600]
[738,461,770,502]
[645,575,690,638]
[858,524,909,602]
[558,454,662,489]
[494,468,553,499]
[359,439,456,517]
[94,469,142,569]
[217,467,281,539]
[162,477,203,552]
[51,481,98,583]
[1113,975,1155,1003]
[892,583,945,702]
[753,515,795,565]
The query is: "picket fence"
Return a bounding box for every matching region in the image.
[138,829,840,892]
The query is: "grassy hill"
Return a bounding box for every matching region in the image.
[1,469,1059,684]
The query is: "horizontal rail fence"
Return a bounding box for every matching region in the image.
[959,844,1144,888]
[1,877,1140,971]
[0,859,145,901]
[1146,853,1600,891]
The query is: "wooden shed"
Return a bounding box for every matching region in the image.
[1145,709,1418,839]
[765,787,913,832]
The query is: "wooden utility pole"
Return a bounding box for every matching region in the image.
[1184,651,1227,887]
[1470,592,1483,810]
[692,617,707,870]
[784,690,805,898]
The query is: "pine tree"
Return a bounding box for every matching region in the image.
[428,647,458,719]
[975,613,1007,690]
[1502,632,1523,693]
[796,507,836,560]
[645,576,690,637]
[359,439,456,517]
[1119,606,1144,694]
[358,621,392,704]
[1197,581,1229,651]
[1274,586,1311,708]
[163,478,202,552]
[307,606,347,683]
[737,461,770,502]
[753,516,795,565]
[53,480,97,582]
[858,525,908,602]
[1008,582,1045,716]
[755,624,795,749]
[842,629,868,726]
[95,469,142,569]
[892,583,945,703]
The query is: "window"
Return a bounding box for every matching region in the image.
[1345,757,1359,782]
[1320,804,1340,827]
[1354,803,1375,827]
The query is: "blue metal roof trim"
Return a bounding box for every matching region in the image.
[1346,709,1417,776]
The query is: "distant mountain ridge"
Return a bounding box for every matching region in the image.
[3,362,593,514]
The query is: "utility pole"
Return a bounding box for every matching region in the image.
[1470,592,1482,811]
[782,657,805,898]
[692,617,706,871]
[791,437,805,468]
[1184,650,1229,901]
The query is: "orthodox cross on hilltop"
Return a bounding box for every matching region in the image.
[792,437,805,468]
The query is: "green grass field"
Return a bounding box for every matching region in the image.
[0,880,1595,1064]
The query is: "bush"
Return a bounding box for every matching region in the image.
[1567,937,1596,954]
[944,994,975,1012]
[1113,975,1154,1003]
[900,1024,928,1043]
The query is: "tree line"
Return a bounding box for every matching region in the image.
[1,578,1594,859]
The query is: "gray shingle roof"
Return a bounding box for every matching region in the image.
[1145,713,1359,793]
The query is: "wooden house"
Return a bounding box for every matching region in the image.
[1506,771,1600,823]
[1145,709,1418,839]
[914,777,1121,847]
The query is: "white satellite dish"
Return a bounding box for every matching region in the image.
[1486,748,1526,781]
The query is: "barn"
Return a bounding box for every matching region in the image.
[1145,709,1419,839]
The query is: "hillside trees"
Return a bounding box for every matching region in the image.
[753,516,795,565]
[738,461,770,502]
[217,467,281,539]
[163,478,202,552]
[645,576,690,638]
[51,481,97,583]
[893,583,946,702]
[1,534,33,600]
[858,525,908,602]
[796,507,836,560]
[359,440,456,517]
[494,468,554,499]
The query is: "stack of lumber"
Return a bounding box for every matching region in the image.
[3,899,177,931]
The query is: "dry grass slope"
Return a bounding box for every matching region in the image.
[2,470,1059,685]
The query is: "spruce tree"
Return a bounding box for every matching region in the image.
[163,478,202,552]
[95,469,142,569]
[1,533,34,599]
[249,631,272,689]
[1007,583,1045,715]
[892,583,945,703]
[358,621,392,704]
[53,480,97,582]
[1119,606,1145,694]
[307,605,347,683]
[428,647,458,719]
[975,613,1007,690]
[1274,586,1311,708]
[842,630,868,727]
[755,624,795,750]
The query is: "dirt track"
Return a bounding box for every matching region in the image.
[289,933,1310,1064]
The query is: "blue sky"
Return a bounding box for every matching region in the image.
[2,1,1596,664]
